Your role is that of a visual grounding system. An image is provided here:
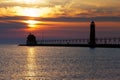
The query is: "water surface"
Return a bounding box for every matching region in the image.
[0,45,120,80]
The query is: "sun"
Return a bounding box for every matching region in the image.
[24,20,40,28]
[23,20,44,31]
[25,20,39,25]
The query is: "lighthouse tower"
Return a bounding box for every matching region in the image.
[89,21,96,47]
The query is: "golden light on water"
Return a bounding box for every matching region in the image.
[27,48,36,77]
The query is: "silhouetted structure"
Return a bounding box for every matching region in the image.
[19,21,120,48]
[26,33,37,46]
[89,21,96,47]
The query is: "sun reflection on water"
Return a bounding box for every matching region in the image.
[27,47,37,77]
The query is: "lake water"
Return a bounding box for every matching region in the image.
[0,45,120,80]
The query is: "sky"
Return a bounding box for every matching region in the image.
[0,0,120,44]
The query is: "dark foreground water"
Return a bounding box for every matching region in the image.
[0,45,120,80]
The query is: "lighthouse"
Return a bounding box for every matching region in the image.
[26,33,37,46]
[89,21,96,47]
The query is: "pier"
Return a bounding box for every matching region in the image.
[19,21,120,48]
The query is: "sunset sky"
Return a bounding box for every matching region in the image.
[0,0,120,44]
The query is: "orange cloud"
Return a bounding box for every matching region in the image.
[0,0,120,18]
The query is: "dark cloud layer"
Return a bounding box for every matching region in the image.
[0,16,120,22]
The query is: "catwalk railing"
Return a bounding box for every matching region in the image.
[37,37,120,45]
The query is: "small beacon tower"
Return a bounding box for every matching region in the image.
[89,21,96,47]
[26,33,37,46]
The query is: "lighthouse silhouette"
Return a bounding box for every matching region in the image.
[89,21,96,47]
